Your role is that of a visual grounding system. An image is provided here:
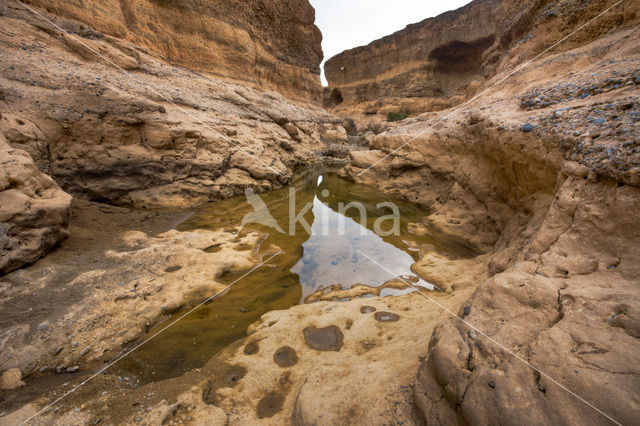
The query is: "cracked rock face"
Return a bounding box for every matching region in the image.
[0,134,71,274]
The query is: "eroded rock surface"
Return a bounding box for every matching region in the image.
[0,134,71,274]
[0,200,261,379]
[23,0,324,101]
[325,0,639,119]
[0,1,343,208]
[338,20,640,426]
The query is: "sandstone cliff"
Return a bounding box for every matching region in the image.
[325,0,637,117]
[23,0,324,102]
[0,1,344,209]
[0,0,345,273]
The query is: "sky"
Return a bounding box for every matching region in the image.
[309,0,472,85]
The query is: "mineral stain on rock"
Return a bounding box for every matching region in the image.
[273,346,298,367]
[303,325,344,351]
[256,391,285,418]
[374,312,400,322]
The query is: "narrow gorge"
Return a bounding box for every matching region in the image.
[1,0,639,424]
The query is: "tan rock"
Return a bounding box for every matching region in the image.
[27,0,323,102]
[0,3,335,208]
[0,135,71,274]
[0,368,25,390]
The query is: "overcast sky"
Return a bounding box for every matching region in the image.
[309,0,472,85]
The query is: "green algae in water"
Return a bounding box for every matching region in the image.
[116,170,475,384]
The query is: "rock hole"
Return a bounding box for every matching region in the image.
[374,311,400,322]
[360,306,377,314]
[273,346,298,367]
[256,391,284,418]
[303,325,344,351]
[244,340,260,355]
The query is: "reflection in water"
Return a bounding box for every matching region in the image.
[292,176,432,301]
[116,169,475,384]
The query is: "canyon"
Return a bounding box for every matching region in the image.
[1,0,639,425]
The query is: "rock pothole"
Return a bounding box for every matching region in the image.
[256,391,285,418]
[374,312,400,322]
[303,325,344,351]
[273,346,298,367]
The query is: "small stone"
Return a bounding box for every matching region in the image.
[71,341,78,348]
[488,380,496,389]
[463,306,471,316]
[80,346,91,356]
[66,366,80,373]
[0,368,26,390]
[469,329,478,340]
[36,322,49,331]
[522,123,534,133]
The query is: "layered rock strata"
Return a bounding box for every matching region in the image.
[0,1,343,209]
[22,0,324,101]
[325,0,638,118]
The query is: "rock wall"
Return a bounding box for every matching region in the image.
[0,134,71,274]
[0,1,344,209]
[21,0,324,102]
[337,17,640,424]
[324,0,638,116]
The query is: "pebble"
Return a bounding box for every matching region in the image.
[66,365,80,373]
[469,329,478,340]
[80,346,91,355]
[522,123,533,133]
[36,323,49,331]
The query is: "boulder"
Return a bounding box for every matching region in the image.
[321,144,350,159]
[0,135,71,274]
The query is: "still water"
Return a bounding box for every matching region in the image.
[117,170,474,384]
